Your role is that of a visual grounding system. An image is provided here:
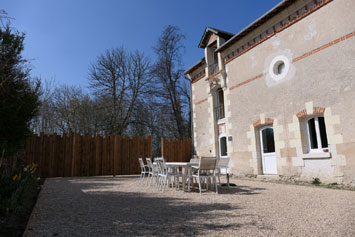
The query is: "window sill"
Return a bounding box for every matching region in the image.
[301,152,332,160]
[218,118,225,124]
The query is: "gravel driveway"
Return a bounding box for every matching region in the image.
[25,176,355,236]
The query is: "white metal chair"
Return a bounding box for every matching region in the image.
[145,157,157,185]
[190,158,199,163]
[138,158,149,184]
[191,157,218,195]
[155,157,182,191]
[216,157,231,189]
[154,157,163,189]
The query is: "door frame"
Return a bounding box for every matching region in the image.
[259,125,277,175]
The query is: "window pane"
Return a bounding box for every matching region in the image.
[277,62,285,74]
[220,137,227,156]
[217,89,225,119]
[308,118,318,149]
[262,128,275,153]
[318,117,328,148]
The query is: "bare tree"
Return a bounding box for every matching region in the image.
[31,79,56,134]
[89,47,151,135]
[152,25,190,139]
[33,83,104,135]
[0,9,12,28]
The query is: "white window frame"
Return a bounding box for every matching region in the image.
[219,133,228,158]
[269,55,290,81]
[306,116,328,153]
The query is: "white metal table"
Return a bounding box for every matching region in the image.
[165,162,198,192]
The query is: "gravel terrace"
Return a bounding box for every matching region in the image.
[25,176,355,236]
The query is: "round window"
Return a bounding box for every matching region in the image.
[277,62,285,74]
[269,55,290,81]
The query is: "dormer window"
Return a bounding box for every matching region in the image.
[208,43,218,75]
[210,46,218,74]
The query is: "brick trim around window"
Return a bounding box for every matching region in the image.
[296,106,326,118]
[253,118,274,127]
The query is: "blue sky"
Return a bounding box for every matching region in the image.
[2,0,280,88]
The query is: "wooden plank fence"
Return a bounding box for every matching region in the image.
[161,137,192,162]
[25,133,152,178]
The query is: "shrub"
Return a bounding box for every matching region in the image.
[0,163,39,216]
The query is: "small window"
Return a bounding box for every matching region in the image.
[216,89,225,120]
[269,55,289,81]
[307,117,328,151]
[219,135,228,157]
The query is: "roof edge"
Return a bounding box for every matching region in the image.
[184,57,205,75]
[216,0,293,52]
[198,27,234,48]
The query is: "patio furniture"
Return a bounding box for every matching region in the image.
[216,157,231,189]
[138,157,149,184]
[191,157,218,195]
[165,162,194,192]
[145,157,157,185]
[190,158,199,163]
[155,158,182,191]
[153,157,163,189]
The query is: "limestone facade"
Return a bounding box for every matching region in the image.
[185,0,355,185]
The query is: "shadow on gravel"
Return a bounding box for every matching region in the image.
[187,183,265,195]
[26,177,261,236]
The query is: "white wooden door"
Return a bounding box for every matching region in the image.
[260,126,277,174]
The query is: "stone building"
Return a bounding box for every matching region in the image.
[185,0,355,185]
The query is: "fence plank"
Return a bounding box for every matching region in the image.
[110,135,114,175]
[113,135,120,175]
[39,133,45,177]
[73,134,82,176]
[43,134,50,177]
[130,136,137,174]
[89,136,95,176]
[63,134,71,177]
[56,134,64,177]
[95,135,102,176]
[102,135,107,175]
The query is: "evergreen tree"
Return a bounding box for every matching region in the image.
[0,25,40,158]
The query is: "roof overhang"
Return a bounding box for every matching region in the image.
[184,57,205,76]
[198,27,234,48]
[216,0,294,53]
